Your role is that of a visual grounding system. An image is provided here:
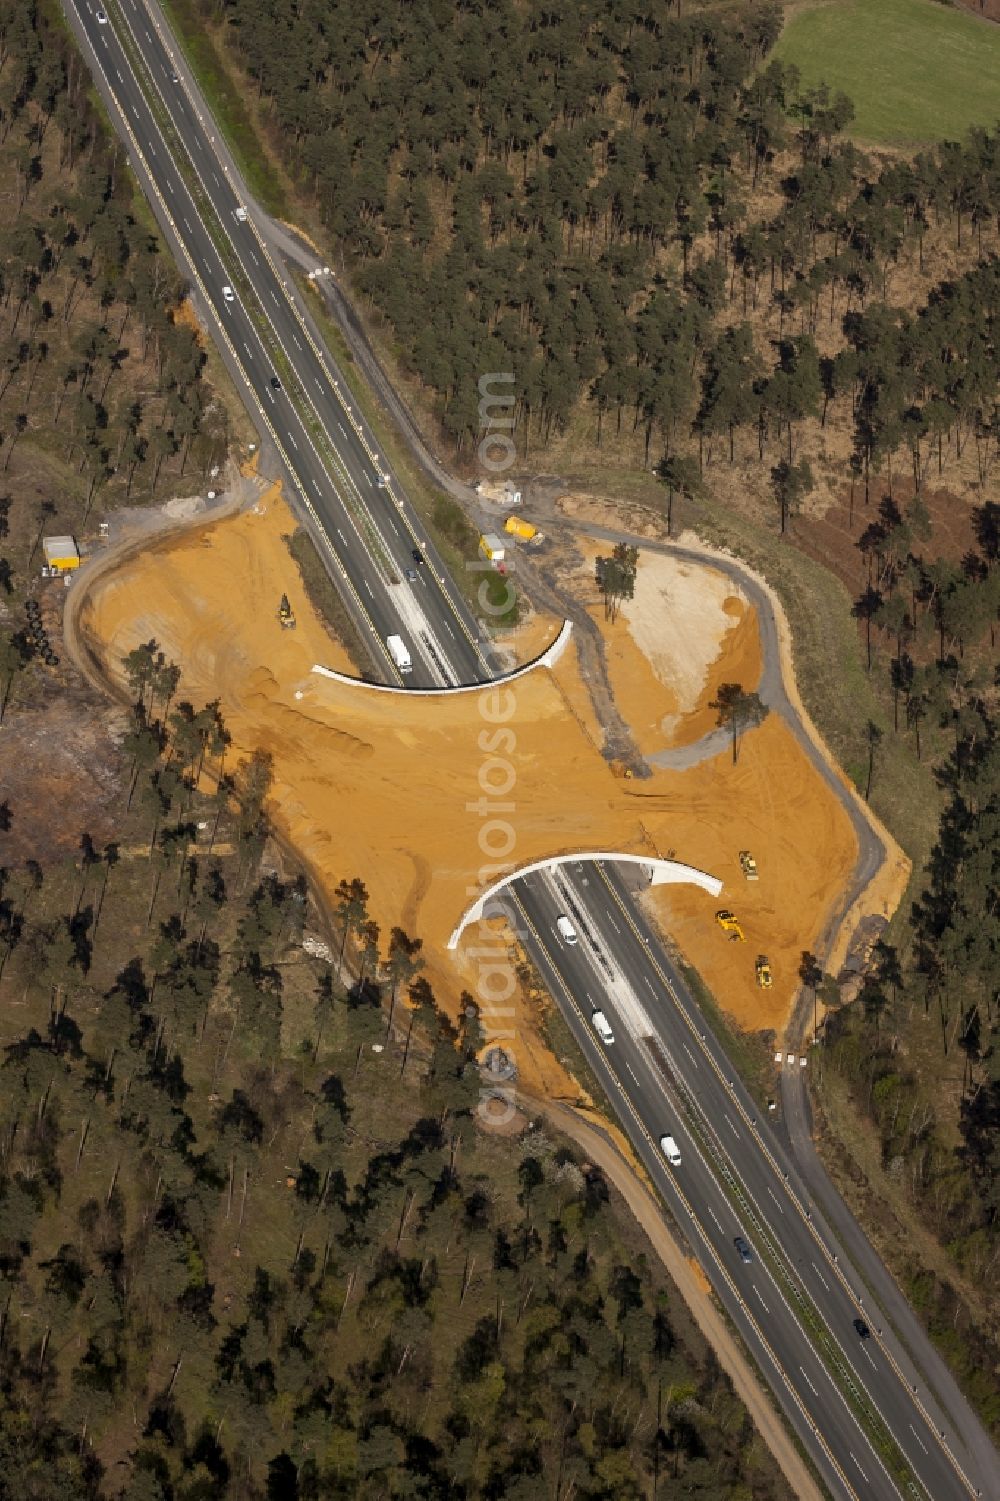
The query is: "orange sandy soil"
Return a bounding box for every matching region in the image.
[77,491,859,1097]
[573,546,763,755]
[496,604,562,668]
[639,714,857,1031]
[173,297,208,346]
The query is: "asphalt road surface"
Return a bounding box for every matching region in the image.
[64,5,999,1498]
[510,864,993,1501]
[74,0,489,691]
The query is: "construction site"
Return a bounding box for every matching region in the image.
[67,482,909,1102]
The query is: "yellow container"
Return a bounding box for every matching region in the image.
[42,535,80,571]
[504,515,536,541]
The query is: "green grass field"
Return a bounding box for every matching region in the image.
[774,0,1000,145]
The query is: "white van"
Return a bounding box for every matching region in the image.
[660,1134,682,1167]
[591,1010,614,1045]
[555,914,578,945]
[222,284,235,303]
[234,206,248,222]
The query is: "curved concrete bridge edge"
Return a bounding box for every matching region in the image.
[448,854,724,950]
[310,619,573,695]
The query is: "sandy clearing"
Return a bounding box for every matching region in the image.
[622,552,746,706]
[572,545,763,755]
[673,598,762,748]
[78,490,861,1098]
[664,525,912,1039]
[571,545,680,754]
[640,714,858,1033]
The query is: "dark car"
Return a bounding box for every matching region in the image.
[734,1236,753,1265]
[411,548,424,565]
[853,1318,871,1339]
[270,376,282,391]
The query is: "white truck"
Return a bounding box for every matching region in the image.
[386,634,412,674]
[591,1010,615,1045]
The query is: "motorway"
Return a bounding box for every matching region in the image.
[512,866,984,1501]
[64,4,998,1498]
[75,0,490,691]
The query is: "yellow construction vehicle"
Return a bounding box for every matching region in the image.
[504,514,537,541]
[278,594,296,629]
[715,909,745,942]
[739,850,759,880]
[755,954,773,988]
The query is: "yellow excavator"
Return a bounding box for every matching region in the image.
[278,594,296,629]
[715,909,745,942]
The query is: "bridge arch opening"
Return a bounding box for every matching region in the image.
[311,620,573,696]
[448,852,722,949]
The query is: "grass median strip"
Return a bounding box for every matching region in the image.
[291,276,523,630]
[286,526,366,672]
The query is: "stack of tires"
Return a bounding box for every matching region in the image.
[24,599,59,667]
